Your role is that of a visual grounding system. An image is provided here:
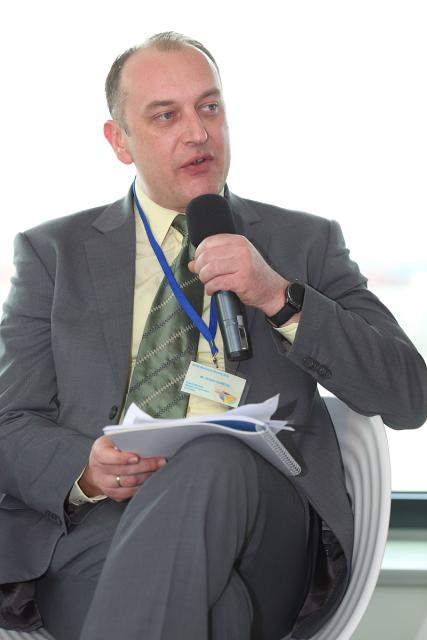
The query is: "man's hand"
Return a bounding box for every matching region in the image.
[79,436,167,502]
[188,234,289,318]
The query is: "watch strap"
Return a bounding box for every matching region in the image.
[267,302,297,327]
[267,282,305,327]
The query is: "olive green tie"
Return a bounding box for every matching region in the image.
[125,215,204,418]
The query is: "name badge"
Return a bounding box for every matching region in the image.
[181,361,246,408]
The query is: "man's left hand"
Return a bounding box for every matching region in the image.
[188,234,288,317]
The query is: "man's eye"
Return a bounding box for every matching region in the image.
[201,103,219,113]
[156,112,174,121]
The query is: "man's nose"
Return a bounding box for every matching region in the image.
[181,111,208,145]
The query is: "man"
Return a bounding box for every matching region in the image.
[0,32,426,640]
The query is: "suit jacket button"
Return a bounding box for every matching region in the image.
[45,511,63,526]
[318,365,332,378]
[109,405,119,420]
[303,357,316,370]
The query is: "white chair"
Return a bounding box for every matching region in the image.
[294,396,392,640]
[0,630,54,640]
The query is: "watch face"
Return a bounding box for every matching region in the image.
[287,283,305,311]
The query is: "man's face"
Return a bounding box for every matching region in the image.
[106,46,231,212]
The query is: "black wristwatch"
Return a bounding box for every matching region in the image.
[267,282,305,327]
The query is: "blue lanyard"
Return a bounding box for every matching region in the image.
[132,181,219,362]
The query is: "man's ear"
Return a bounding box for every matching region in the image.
[104,120,133,165]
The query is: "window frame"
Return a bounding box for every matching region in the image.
[390,492,427,529]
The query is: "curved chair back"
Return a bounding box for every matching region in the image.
[306,396,391,640]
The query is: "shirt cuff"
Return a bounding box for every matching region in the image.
[68,468,108,506]
[274,321,299,344]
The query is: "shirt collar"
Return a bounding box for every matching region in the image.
[134,181,178,247]
[134,180,225,246]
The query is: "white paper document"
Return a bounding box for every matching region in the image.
[104,395,302,477]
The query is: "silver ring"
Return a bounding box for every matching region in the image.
[116,476,121,488]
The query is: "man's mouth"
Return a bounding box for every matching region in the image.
[182,154,213,169]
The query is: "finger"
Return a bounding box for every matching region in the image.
[195,244,247,268]
[203,273,244,298]
[194,233,244,258]
[106,472,155,500]
[94,437,140,466]
[112,471,153,489]
[194,244,251,277]
[197,257,240,285]
[96,457,167,478]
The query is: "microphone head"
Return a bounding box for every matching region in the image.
[186,194,235,246]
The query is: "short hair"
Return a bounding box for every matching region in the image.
[105,31,220,130]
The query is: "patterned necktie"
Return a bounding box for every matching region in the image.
[124,214,204,419]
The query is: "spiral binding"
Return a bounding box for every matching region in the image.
[262,430,301,476]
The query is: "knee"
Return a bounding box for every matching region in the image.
[177,434,256,476]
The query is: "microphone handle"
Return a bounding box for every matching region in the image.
[213,291,252,361]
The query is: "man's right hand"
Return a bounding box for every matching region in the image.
[78,436,167,501]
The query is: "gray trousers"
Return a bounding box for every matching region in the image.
[35,435,311,640]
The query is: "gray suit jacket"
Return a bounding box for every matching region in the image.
[1,188,426,637]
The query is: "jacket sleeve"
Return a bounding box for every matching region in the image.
[0,232,93,521]
[286,219,427,429]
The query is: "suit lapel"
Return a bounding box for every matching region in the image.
[84,191,136,394]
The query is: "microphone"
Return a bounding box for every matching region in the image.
[186,194,252,362]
